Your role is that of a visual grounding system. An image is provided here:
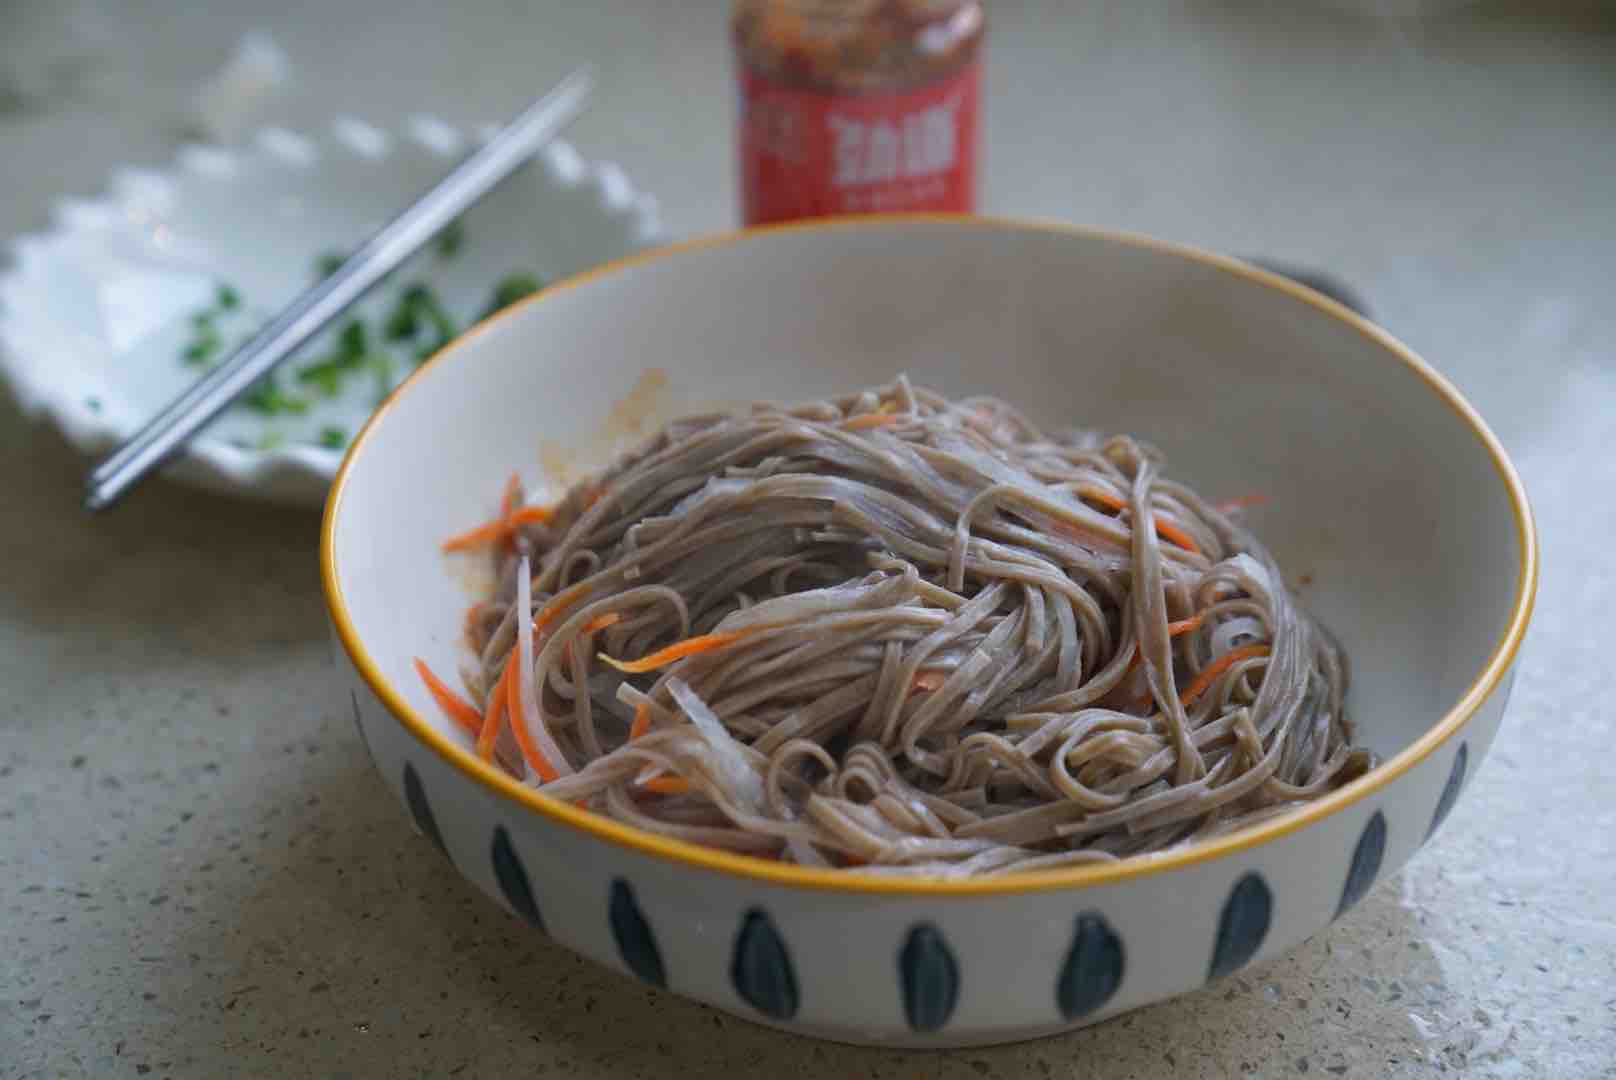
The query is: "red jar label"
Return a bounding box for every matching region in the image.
[738,59,980,225]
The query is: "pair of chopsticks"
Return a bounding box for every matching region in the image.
[85,69,593,512]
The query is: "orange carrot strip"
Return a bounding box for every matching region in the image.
[1180,645,1272,706]
[441,518,511,553]
[443,478,552,554]
[463,602,486,648]
[843,412,899,431]
[599,630,750,674]
[1123,615,1206,678]
[583,612,623,634]
[628,703,652,741]
[499,472,522,520]
[414,659,483,737]
[1078,486,1126,513]
[1076,486,1200,554]
[507,505,554,527]
[1168,615,1203,637]
[912,670,948,692]
[639,775,692,795]
[533,580,593,632]
[1215,494,1270,514]
[477,658,511,761]
[505,647,560,783]
[1152,519,1202,556]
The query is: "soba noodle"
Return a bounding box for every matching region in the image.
[425,378,1371,878]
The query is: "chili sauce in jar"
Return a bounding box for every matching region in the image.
[733,0,985,225]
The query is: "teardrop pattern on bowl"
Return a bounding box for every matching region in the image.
[731,908,799,1020]
[348,690,374,761]
[491,825,545,931]
[898,923,960,1032]
[1336,811,1387,918]
[402,762,447,858]
[610,878,667,988]
[1056,912,1125,1021]
[1208,872,1272,981]
[1426,742,1469,840]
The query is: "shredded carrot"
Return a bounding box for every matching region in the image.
[583,612,623,634]
[477,657,511,761]
[1124,615,1206,677]
[1215,494,1270,514]
[1180,645,1272,706]
[1168,615,1203,637]
[533,580,593,632]
[599,630,750,674]
[1078,486,1126,513]
[414,659,482,737]
[441,518,512,553]
[1076,485,1201,555]
[628,702,652,741]
[912,670,948,692]
[462,602,486,648]
[507,505,554,527]
[442,473,554,553]
[504,648,560,783]
[639,775,692,795]
[1152,519,1203,556]
[843,412,899,431]
[499,472,521,520]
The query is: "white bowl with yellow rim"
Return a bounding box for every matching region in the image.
[321,216,1535,1048]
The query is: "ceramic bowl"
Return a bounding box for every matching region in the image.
[321,217,1536,1048]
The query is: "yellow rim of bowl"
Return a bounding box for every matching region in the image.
[321,214,1538,897]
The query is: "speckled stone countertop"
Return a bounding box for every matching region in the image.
[3,3,1613,1077]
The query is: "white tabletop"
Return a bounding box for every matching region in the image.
[3,2,1613,1077]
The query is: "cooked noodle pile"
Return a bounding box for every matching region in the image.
[426,378,1370,878]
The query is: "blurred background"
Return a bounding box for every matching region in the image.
[5,1,1613,435]
[4,3,1613,1077]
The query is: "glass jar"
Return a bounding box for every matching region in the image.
[733,0,986,225]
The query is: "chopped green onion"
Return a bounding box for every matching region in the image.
[318,426,348,449]
[337,319,368,360]
[216,284,241,310]
[295,358,347,397]
[85,396,102,413]
[383,289,422,341]
[369,352,394,405]
[182,331,221,365]
[383,306,418,341]
[191,311,215,330]
[423,303,455,345]
[482,272,543,319]
[255,431,286,451]
[435,218,466,259]
[386,282,456,352]
[243,375,308,416]
[315,252,345,279]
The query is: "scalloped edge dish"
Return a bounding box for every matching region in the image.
[0,115,662,506]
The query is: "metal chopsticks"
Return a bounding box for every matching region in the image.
[85,68,593,511]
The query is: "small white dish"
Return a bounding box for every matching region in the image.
[323,217,1536,1047]
[0,117,661,506]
